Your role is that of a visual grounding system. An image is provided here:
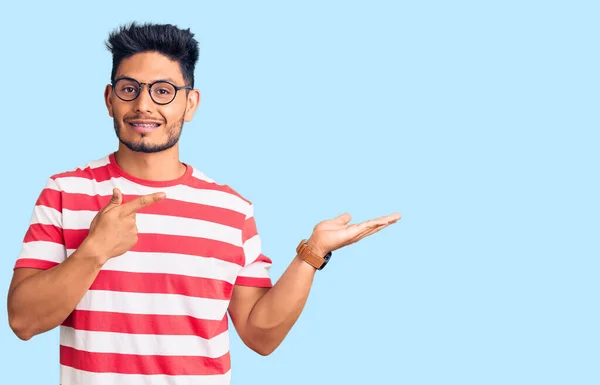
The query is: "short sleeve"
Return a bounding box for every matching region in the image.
[235,203,273,287]
[14,178,67,270]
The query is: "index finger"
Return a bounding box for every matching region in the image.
[120,192,167,215]
[367,213,402,225]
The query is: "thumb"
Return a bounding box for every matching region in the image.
[105,188,123,209]
[331,212,352,225]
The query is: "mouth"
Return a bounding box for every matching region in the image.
[127,120,163,133]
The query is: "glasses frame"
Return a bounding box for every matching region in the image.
[111,77,193,105]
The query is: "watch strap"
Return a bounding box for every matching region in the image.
[296,239,331,270]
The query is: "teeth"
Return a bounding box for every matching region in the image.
[131,123,159,127]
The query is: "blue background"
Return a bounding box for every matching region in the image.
[1,1,598,384]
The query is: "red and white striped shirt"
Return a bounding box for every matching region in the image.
[14,153,273,385]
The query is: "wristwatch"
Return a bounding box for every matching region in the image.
[296,239,332,270]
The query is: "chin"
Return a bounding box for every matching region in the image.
[119,136,179,154]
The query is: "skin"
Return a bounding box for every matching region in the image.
[7,51,401,355]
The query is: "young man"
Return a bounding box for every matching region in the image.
[7,23,400,385]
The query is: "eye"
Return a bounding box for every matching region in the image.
[155,87,172,95]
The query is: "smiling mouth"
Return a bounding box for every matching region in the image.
[130,122,160,127]
[128,121,162,133]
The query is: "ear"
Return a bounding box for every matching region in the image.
[104,84,114,118]
[184,89,201,122]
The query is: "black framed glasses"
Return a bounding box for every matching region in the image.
[111,77,192,105]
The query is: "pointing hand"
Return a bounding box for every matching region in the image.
[84,188,166,264]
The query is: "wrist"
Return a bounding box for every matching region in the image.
[75,237,107,268]
[297,238,332,271]
[306,237,327,258]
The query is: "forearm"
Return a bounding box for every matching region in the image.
[246,254,317,353]
[8,239,104,340]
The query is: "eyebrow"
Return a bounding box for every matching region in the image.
[154,77,178,83]
[115,75,180,84]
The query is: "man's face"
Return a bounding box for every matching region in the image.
[104,52,200,153]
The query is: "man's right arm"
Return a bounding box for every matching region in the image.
[7,187,167,341]
[7,239,105,341]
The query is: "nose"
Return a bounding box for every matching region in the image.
[133,84,155,113]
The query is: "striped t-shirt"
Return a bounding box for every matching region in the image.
[14,153,273,385]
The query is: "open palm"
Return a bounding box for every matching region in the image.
[308,212,401,256]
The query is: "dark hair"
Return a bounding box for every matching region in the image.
[105,22,199,87]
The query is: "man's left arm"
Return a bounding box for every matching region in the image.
[228,212,400,356]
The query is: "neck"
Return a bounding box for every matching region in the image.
[114,144,186,181]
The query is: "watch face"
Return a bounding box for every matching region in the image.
[318,252,332,270]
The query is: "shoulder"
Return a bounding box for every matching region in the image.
[33,155,111,195]
[47,155,112,187]
[29,156,111,210]
[185,165,254,216]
